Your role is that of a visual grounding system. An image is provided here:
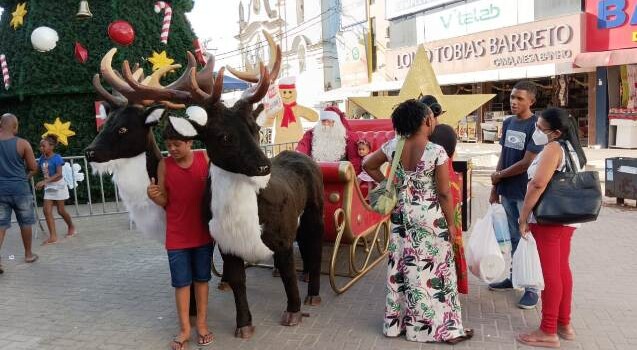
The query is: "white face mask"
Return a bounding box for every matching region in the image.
[532,128,550,145]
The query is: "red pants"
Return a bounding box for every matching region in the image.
[530,223,575,334]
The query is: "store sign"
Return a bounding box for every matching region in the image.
[387,14,582,79]
[585,0,637,51]
[417,0,534,42]
[386,0,457,20]
[336,26,369,87]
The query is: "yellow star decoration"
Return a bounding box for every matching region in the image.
[148,50,175,71]
[10,3,28,30]
[350,46,496,128]
[42,117,76,146]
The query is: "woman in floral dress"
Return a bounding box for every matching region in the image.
[363,99,473,344]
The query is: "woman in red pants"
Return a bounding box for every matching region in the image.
[516,107,587,348]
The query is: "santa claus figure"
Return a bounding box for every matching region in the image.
[296,106,361,174]
[263,76,318,146]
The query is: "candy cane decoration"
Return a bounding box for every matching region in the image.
[0,54,10,90]
[154,1,172,44]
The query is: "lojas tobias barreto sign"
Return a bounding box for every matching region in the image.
[387,14,582,79]
[585,0,637,51]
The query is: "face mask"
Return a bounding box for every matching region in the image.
[532,128,550,145]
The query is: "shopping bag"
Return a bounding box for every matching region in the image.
[491,204,511,243]
[467,206,505,284]
[512,235,545,290]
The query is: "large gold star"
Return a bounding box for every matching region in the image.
[350,46,495,128]
[148,50,175,71]
[10,3,28,30]
[42,117,76,146]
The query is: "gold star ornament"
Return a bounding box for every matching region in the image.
[350,46,495,128]
[148,50,175,71]
[10,3,28,30]
[42,117,76,146]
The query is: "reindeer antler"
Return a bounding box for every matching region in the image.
[92,48,192,109]
[227,30,281,84]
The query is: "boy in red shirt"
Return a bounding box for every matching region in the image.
[147,122,214,350]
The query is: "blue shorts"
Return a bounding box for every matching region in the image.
[167,243,213,288]
[0,195,36,230]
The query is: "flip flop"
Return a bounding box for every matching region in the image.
[25,254,39,263]
[170,337,188,350]
[557,327,576,341]
[445,328,474,344]
[198,332,214,346]
[517,333,560,348]
[41,240,57,246]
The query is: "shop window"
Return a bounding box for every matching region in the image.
[297,0,305,24]
[534,0,581,20]
[388,16,417,49]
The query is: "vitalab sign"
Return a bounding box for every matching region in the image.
[387,14,582,79]
[585,0,637,51]
[417,0,534,42]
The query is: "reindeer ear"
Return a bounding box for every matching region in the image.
[252,103,265,120]
[144,107,165,126]
[186,106,208,126]
[169,116,198,138]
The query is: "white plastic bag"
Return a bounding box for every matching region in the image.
[512,235,545,290]
[491,204,511,243]
[467,206,505,284]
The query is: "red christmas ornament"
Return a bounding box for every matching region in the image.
[74,42,88,63]
[108,20,135,46]
[193,39,206,66]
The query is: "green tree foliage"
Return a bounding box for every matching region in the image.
[0,0,196,153]
[0,0,197,201]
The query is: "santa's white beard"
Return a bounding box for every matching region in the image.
[312,122,347,162]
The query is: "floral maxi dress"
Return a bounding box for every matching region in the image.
[381,139,467,342]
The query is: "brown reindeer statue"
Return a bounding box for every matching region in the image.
[114,31,325,339]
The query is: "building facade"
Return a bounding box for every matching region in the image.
[236,0,339,107]
[378,0,595,144]
[575,0,637,149]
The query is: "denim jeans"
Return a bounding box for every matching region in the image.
[501,196,538,294]
[0,194,36,229]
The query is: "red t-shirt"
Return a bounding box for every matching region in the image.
[164,151,213,250]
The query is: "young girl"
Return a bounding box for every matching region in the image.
[36,135,75,244]
[356,139,375,196]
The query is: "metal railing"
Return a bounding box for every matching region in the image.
[13,142,301,236]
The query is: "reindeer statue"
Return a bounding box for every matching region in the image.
[145,31,325,339]
[87,32,324,339]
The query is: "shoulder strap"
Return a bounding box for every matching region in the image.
[385,137,405,190]
[558,140,576,173]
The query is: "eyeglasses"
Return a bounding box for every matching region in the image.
[535,122,553,133]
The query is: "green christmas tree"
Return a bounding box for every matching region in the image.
[0,0,199,155]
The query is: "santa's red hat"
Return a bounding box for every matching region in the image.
[323,106,351,131]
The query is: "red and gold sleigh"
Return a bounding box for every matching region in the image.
[320,119,395,293]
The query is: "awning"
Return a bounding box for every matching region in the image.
[574,48,637,68]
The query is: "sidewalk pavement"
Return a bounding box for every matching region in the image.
[0,167,636,349]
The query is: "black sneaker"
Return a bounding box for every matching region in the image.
[517,290,539,309]
[488,278,513,291]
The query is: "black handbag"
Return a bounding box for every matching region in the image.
[533,141,602,225]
